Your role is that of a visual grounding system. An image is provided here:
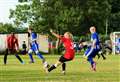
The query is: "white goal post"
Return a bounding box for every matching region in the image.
[111,32,120,54]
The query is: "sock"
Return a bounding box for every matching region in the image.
[28,53,34,62]
[48,65,56,72]
[62,63,66,71]
[54,63,58,67]
[37,53,44,59]
[4,49,8,64]
[4,53,8,64]
[97,54,100,59]
[43,61,49,68]
[101,53,106,59]
[15,54,23,63]
[43,61,47,65]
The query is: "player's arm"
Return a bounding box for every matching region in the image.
[6,36,10,48]
[91,39,97,48]
[50,29,61,39]
[83,39,97,59]
[15,38,19,50]
[32,38,37,42]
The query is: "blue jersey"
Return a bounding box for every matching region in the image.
[30,32,37,42]
[84,32,100,57]
[30,32,39,51]
[91,32,100,49]
[28,32,44,61]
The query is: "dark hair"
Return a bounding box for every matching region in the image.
[11,32,15,36]
[28,25,33,30]
[11,32,14,34]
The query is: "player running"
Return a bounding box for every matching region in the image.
[83,26,100,71]
[27,27,49,68]
[46,29,75,74]
[4,32,24,65]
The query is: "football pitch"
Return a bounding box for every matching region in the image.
[0,54,120,82]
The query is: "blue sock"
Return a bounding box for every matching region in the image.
[28,53,34,62]
[37,53,44,59]
[87,57,94,65]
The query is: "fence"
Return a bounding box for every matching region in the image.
[0,33,48,53]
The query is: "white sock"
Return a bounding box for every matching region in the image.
[54,64,58,67]
[43,61,47,64]
[43,61,48,67]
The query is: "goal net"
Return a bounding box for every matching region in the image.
[111,32,120,54]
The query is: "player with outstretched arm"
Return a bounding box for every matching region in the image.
[46,29,75,74]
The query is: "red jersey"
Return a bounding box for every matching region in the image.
[61,37,75,59]
[7,35,19,50]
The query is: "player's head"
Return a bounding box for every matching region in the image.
[11,32,15,37]
[28,26,33,33]
[23,41,25,43]
[64,32,73,40]
[90,26,96,33]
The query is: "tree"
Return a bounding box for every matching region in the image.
[9,0,111,35]
[9,4,32,27]
[108,0,120,33]
[0,23,15,33]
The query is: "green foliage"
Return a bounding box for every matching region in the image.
[109,12,120,32]
[9,0,120,35]
[9,4,32,26]
[18,0,28,3]
[0,23,15,33]
[0,23,28,33]
[108,0,120,33]
[110,0,120,13]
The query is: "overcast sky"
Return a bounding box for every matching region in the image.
[0,0,18,23]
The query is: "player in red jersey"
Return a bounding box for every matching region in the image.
[46,30,75,74]
[4,32,24,65]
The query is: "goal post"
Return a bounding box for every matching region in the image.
[111,32,120,54]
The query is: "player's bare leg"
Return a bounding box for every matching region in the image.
[91,62,96,71]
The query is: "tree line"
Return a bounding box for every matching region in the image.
[0,0,120,36]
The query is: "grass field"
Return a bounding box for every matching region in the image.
[0,54,120,82]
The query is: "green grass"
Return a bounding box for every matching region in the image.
[0,54,120,82]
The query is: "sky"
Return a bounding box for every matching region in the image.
[0,0,18,23]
